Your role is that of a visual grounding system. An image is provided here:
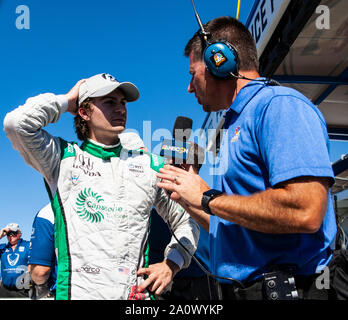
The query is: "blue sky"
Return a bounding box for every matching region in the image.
[0,0,347,242]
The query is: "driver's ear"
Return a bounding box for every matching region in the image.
[78,106,92,121]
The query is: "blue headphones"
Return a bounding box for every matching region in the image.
[190,0,280,85]
[190,0,240,79]
[202,39,240,79]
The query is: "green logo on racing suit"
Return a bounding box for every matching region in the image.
[76,188,123,223]
[76,188,105,223]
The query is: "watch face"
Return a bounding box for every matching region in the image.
[204,189,222,197]
[202,189,223,216]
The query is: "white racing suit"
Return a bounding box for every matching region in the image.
[4,93,200,300]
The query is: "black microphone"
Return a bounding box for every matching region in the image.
[172,116,193,142]
[160,116,193,166]
[160,116,205,171]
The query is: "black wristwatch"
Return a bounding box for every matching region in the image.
[201,189,223,215]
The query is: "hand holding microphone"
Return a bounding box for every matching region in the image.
[160,116,204,172]
[158,116,207,205]
[157,164,210,209]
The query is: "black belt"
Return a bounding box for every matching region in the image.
[220,278,263,300]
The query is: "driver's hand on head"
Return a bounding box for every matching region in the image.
[65,79,86,115]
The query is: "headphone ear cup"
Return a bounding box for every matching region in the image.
[203,41,239,79]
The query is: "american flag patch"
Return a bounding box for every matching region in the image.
[118,267,130,275]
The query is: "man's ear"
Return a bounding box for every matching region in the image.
[77,106,91,121]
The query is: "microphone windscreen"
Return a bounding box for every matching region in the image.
[173,116,193,141]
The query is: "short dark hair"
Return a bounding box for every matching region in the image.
[74,98,92,141]
[184,16,259,71]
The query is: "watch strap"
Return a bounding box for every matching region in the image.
[201,189,223,215]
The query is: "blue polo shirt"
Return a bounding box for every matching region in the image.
[29,204,57,292]
[210,79,336,283]
[0,238,30,289]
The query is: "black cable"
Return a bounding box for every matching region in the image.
[165,207,245,293]
[230,72,281,86]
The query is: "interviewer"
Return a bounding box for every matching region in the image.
[157,16,336,300]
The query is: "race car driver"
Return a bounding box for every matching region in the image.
[4,73,200,300]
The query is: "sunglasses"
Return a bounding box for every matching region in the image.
[7,231,18,236]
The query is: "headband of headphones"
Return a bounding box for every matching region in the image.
[191,0,239,79]
[190,1,280,86]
